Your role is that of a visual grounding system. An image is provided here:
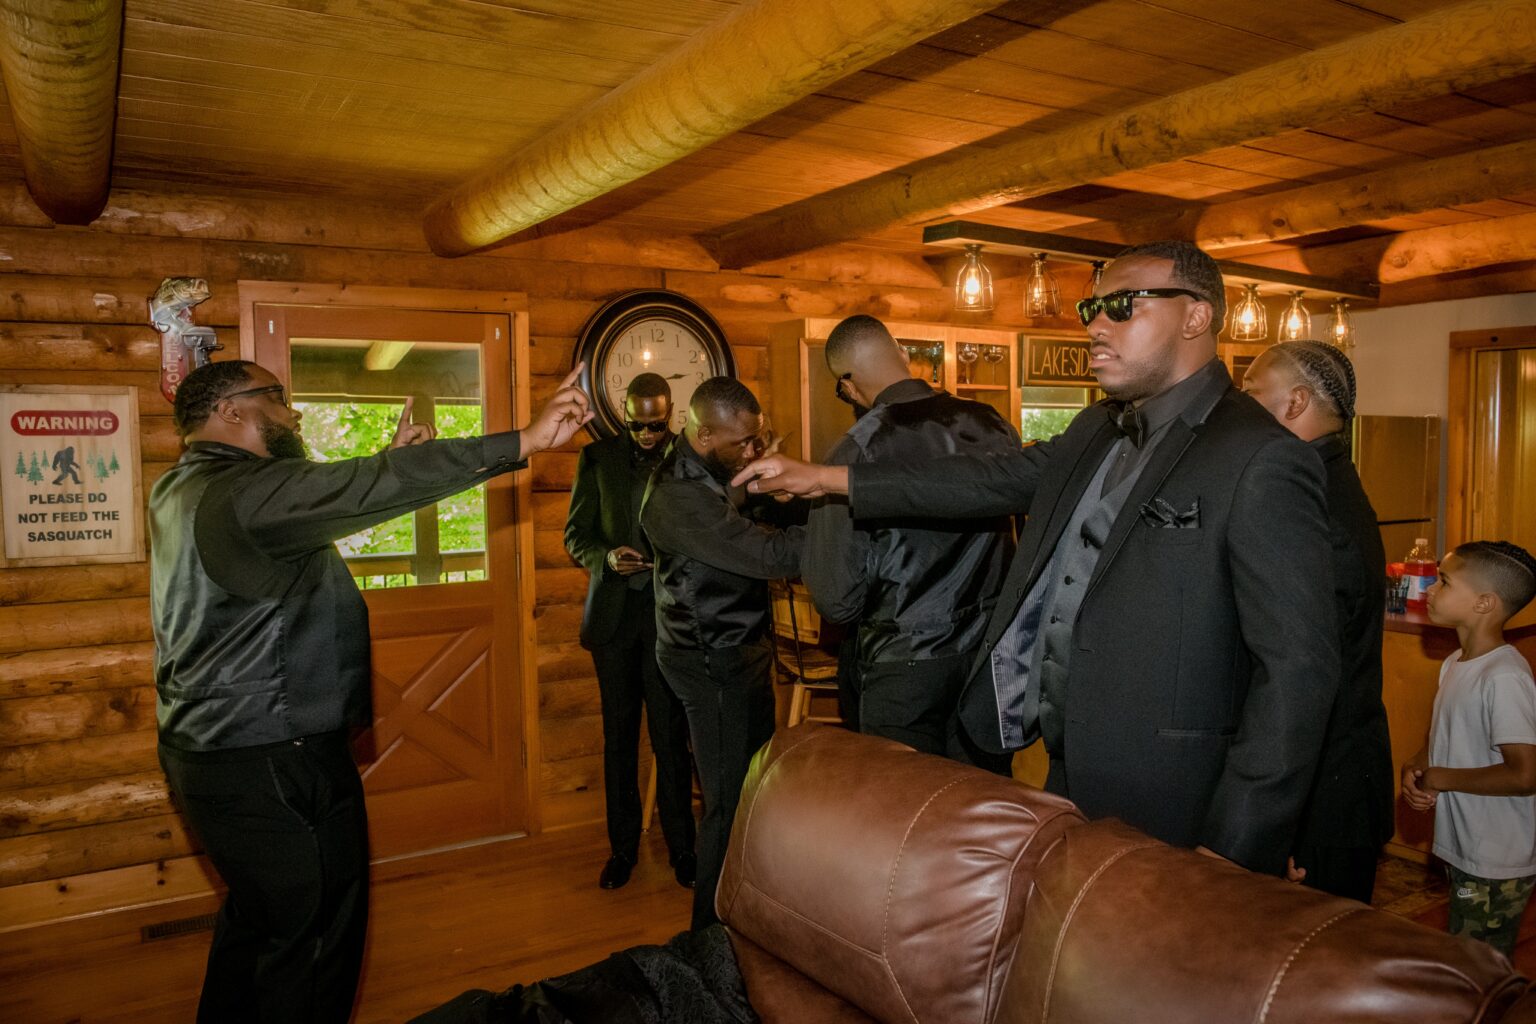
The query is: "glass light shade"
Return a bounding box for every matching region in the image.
[1230,284,1267,341]
[1279,291,1311,341]
[954,244,994,312]
[1326,299,1355,350]
[1025,252,1060,317]
[1083,260,1106,300]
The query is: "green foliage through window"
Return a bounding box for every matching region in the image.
[296,399,487,586]
[1019,407,1079,444]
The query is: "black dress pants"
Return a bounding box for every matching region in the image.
[857,652,971,757]
[159,731,369,1024]
[1294,842,1380,903]
[656,640,775,931]
[591,588,695,863]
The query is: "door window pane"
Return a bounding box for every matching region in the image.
[1019,385,1093,443]
[290,339,485,589]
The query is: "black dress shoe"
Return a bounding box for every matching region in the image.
[599,855,634,889]
[671,852,697,889]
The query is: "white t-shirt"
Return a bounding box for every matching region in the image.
[1430,644,1536,879]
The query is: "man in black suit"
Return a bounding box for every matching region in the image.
[1243,341,1393,901]
[641,377,804,929]
[565,373,696,891]
[735,242,1339,876]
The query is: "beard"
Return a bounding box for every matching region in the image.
[700,446,739,481]
[259,416,308,460]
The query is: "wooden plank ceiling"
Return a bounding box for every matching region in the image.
[2,0,1534,299]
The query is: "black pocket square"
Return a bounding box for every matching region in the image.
[1139,496,1200,529]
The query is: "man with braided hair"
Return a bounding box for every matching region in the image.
[1403,539,1536,956]
[1243,341,1393,901]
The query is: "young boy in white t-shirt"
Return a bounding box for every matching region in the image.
[1404,540,1536,957]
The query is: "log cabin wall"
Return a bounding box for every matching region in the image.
[0,182,1050,928]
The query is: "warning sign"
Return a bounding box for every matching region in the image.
[1,386,144,567]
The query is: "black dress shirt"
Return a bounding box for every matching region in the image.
[641,438,804,651]
[803,378,1019,663]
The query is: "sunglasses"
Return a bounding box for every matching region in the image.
[1075,289,1209,326]
[223,383,288,406]
[833,372,854,405]
[625,419,669,434]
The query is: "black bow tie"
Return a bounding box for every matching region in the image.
[1113,403,1145,449]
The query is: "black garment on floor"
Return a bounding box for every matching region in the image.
[407,925,756,1024]
[159,731,369,1024]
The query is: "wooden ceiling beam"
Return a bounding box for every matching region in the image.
[1103,138,1536,251]
[0,0,123,224]
[1244,210,1536,284]
[706,0,1536,269]
[421,0,1005,258]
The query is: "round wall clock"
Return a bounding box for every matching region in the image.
[573,289,735,439]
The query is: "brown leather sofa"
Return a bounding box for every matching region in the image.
[719,724,1536,1024]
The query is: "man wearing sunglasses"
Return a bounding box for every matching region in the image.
[150,359,591,1023]
[734,241,1338,879]
[565,373,697,893]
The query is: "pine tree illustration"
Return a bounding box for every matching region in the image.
[94,456,108,481]
[26,453,42,484]
[108,451,120,475]
[13,451,23,477]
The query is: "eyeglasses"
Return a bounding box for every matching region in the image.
[1075,289,1209,326]
[625,419,669,434]
[833,372,854,406]
[223,384,288,406]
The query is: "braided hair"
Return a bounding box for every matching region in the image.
[1268,340,1356,422]
[1454,540,1536,616]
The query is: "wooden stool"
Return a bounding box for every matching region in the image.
[769,579,843,727]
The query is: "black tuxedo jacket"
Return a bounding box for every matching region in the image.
[564,434,658,650]
[852,365,1340,874]
[1293,434,1394,855]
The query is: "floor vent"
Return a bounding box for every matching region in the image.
[141,912,218,942]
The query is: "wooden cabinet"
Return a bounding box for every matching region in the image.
[768,318,1022,461]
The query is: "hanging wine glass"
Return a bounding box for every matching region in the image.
[956,343,979,385]
[981,344,1005,384]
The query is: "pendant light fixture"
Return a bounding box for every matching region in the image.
[1083,260,1106,300]
[953,243,994,312]
[1325,299,1355,350]
[1229,283,1267,341]
[1024,252,1060,317]
[1279,291,1311,342]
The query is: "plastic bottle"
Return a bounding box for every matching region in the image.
[1404,537,1437,612]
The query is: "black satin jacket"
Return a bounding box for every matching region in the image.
[804,379,1019,663]
[150,435,523,751]
[640,438,804,651]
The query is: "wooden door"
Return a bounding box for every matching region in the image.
[246,286,535,859]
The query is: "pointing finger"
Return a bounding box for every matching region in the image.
[397,396,414,430]
[558,362,586,391]
[730,460,770,488]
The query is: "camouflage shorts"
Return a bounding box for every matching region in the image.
[1447,865,1536,958]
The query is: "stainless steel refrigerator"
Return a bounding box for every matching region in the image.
[1353,415,1441,563]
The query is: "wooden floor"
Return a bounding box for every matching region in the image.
[4,828,1536,1023]
[0,823,691,1023]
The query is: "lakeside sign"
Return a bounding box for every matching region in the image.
[1,386,144,567]
[1021,335,1098,387]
